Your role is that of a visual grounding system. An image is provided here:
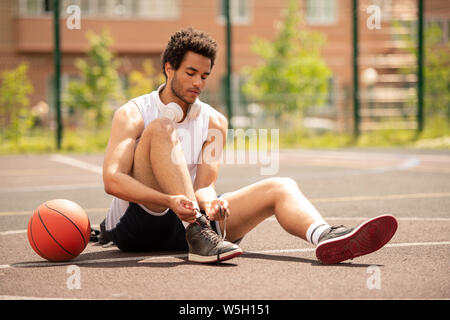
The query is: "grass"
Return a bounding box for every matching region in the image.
[0,128,111,155]
[279,129,449,150]
[0,116,448,155]
[279,116,450,150]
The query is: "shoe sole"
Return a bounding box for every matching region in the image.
[188,247,243,264]
[315,214,398,265]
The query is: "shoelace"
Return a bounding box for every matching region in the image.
[199,227,221,245]
[216,205,228,264]
[329,225,345,232]
[193,206,228,259]
[218,205,227,241]
[193,209,222,245]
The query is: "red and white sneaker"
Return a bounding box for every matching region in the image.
[315,214,398,264]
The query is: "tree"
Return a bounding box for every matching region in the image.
[0,62,34,142]
[242,0,332,117]
[64,30,122,129]
[424,25,450,121]
[126,59,164,100]
[394,20,450,126]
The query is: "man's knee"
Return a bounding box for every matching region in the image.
[267,177,296,187]
[144,117,178,143]
[266,177,298,196]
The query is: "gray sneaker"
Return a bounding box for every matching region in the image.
[315,214,398,264]
[318,225,354,243]
[185,215,243,263]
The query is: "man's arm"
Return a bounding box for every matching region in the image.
[194,110,229,220]
[102,101,171,209]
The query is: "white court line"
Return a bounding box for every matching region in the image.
[1,240,449,270]
[310,192,450,203]
[265,216,450,222]
[2,191,450,215]
[49,152,422,179]
[50,154,103,175]
[280,149,450,162]
[0,152,425,193]
[0,295,91,300]
[0,207,107,216]
[1,217,449,236]
[0,224,100,236]
[0,183,103,193]
[0,230,27,235]
[248,241,450,253]
[0,154,103,194]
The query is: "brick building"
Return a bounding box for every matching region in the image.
[0,0,449,131]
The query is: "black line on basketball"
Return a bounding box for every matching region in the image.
[45,203,87,247]
[37,207,76,257]
[29,215,52,261]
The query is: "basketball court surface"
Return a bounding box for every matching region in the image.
[0,149,449,300]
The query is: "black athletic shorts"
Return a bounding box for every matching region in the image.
[106,202,224,252]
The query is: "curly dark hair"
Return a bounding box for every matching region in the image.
[161,28,218,79]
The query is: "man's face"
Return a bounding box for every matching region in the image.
[166,51,211,106]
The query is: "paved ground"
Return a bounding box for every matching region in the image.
[0,148,449,302]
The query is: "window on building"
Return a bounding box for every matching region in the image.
[306,0,337,25]
[138,0,180,19]
[95,0,108,16]
[426,19,450,44]
[19,0,180,20]
[66,0,136,18]
[19,0,48,15]
[447,20,450,42]
[326,75,336,107]
[43,0,53,13]
[218,0,251,25]
[370,0,392,22]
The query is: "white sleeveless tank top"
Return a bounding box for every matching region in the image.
[105,86,213,231]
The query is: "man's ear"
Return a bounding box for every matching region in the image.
[165,62,174,79]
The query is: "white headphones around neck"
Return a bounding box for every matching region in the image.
[157,85,202,123]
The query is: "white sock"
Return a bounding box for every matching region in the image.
[182,201,202,229]
[306,221,330,246]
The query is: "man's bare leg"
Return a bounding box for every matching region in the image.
[131,118,196,213]
[219,177,398,265]
[218,177,327,243]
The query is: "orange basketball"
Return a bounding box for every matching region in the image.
[27,199,91,262]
